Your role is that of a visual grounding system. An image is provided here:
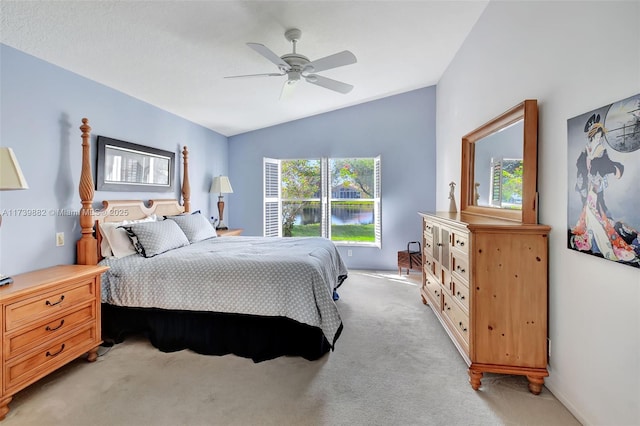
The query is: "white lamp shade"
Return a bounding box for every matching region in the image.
[210,175,233,194]
[0,147,28,190]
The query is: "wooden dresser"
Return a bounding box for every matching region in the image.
[419,212,550,394]
[0,264,108,419]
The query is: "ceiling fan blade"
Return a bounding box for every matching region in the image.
[280,79,299,100]
[304,50,357,73]
[224,72,284,79]
[305,74,353,94]
[247,43,290,70]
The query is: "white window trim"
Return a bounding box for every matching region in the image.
[263,156,381,248]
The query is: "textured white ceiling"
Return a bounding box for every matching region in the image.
[1,1,488,136]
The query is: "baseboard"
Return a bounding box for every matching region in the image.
[544,380,589,425]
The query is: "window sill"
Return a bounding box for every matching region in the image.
[333,241,380,248]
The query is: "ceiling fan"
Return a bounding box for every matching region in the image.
[225,28,357,98]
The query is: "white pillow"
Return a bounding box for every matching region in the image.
[100,215,157,258]
[99,224,115,258]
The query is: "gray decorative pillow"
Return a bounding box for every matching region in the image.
[166,212,217,243]
[121,220,189,258]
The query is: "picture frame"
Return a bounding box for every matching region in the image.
[567,93,640,269]
[96,136,175,192]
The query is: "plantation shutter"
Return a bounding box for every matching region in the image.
[321,157,330,239]
[263,158,281,237]
[374,155,382,248]
[490,158,503,207]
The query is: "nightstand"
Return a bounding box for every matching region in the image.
[216,228,243,237]
[0,264,108,419]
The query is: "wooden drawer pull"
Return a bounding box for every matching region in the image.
[456,266,466,273]
[45,295,65,306]
[46,344,66,357]
[456,239,465,246]
[459,322,467,332]
[45,319,65,332]
[456,291,465,300]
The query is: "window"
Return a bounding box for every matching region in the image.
[489,157,523,209]
[263,156,381,247]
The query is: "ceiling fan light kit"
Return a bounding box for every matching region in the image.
[225,28,357,98]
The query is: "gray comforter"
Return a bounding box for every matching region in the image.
[99,236,348,345]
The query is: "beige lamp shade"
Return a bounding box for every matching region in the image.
[210,175,233,195]
[0,147,29,190]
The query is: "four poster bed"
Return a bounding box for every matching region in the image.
[75,118,347,362]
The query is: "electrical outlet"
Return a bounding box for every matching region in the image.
[347,249,352,257]
[56,232,64,247]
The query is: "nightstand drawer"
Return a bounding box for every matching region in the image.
[5,303,95,360]
[5,279,96,332]
[4,324,97,393]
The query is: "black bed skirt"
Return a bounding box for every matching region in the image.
[102,304,342,363]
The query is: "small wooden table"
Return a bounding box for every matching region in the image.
[216,228,243,237]
[0,264,108,419]
[397,241,422,275]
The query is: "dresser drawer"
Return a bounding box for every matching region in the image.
[443,293,469,346]
[423,272,442,309]
[423,221,434,235]
[4,324,97,393]
[452,276,469,311]
[451,231,469,255]
[423,236,434,258]
[5,279,96,332]
[5,303,95,360]
[451,251,469,282]
[423,253,435,275]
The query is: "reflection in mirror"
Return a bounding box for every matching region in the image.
[473,120,523,209]
[96,136,175,192]
[104,145,171,186]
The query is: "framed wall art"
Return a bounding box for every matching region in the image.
[96,136,175,192]
[567,93,640,269]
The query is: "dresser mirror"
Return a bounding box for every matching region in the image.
[460,99,539,224]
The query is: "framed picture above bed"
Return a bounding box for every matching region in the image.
[96,136,175,192]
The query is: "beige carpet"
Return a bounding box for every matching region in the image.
[3,270,580,426]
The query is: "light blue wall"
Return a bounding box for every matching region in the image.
[0,44,228,275]
[228,87,436,270]
[0,43,436,275]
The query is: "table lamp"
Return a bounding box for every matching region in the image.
[0,147,29,285]
[210,175,233,230]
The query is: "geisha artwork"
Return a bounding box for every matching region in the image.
[567,93,640,269]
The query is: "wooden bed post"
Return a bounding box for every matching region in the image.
[77,118,98,265]
[182,146,191,213]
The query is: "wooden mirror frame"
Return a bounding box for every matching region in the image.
[460,99,539,224]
